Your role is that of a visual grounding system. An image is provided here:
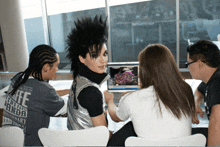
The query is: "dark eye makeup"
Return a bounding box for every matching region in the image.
[90,49,108,59]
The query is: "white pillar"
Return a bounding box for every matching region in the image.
[0,0,29,72]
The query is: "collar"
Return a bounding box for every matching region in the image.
[79,63,108,85]
[207,66,220,85]
[28,76,34,79]
[29,76,49,83]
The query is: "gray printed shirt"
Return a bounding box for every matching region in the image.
[3,74,64,146]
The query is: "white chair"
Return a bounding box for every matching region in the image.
[125,134,206,147]
[38,126,109,146]
[0,126,24,146]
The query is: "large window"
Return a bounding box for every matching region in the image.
[46,0,105,69]
[179,0,220,68]
[109,0,176,62]
[21,0,220,70]
[21,0,46,54]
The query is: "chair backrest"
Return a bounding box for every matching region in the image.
[125,134,206,146]
[38,126,109,146]
[0,126,24,146]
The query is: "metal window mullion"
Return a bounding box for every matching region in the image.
[105,0,112,62]
[41,0,52,46]
[176,0,180,69]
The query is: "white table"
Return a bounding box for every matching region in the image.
[48,79,208,132]
[49,117,68,130]
[0,79,208,132]
[0,86,8,108]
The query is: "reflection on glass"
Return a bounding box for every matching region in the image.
[21,0,45,54]
[180,0,220,68]
[20,0,220,70]
[109,0,176,62]
[46,0,105,70]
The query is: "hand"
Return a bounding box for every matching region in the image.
[104,90,114,104]
[192,106,203,124]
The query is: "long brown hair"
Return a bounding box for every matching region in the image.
[139,44,195,119]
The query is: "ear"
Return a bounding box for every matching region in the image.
[198,60,204,69]
[42,63,50,72]
[79,55,85,64]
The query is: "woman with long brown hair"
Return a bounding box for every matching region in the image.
[105,44,195,146]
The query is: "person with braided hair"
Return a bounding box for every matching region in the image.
[65,15,110,131]
[2,44,69,146]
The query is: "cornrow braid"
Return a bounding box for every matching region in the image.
[9,44,57,95]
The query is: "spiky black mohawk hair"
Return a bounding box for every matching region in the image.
[66,15,108,79]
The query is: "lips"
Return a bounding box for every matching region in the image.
[98,65,106,69]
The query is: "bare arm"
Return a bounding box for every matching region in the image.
[91,113,107,127]
[91,113,112,139]
[194,89,204,108]
[208,104,220,146]
[56,89,70,96]
[104,90,121,122]
[192,89,204,124]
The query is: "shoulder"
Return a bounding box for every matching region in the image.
[210,76,220,85]
[78,86,103,117]
[119,86,154,104]
[76,76,100,91]
[198,81,206,87]
[198,82,206,93]
[209,77,220,91]
[11,73,22,82]
[78,86,102,101]
[28,79,57,95]
[80,86,101,95]
[209,68,220,85]
[35,80,54,89]
[130,86,155,97]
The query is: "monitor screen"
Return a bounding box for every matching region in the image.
[107,62,140,92]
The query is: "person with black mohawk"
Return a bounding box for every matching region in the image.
[66,15,110,131]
